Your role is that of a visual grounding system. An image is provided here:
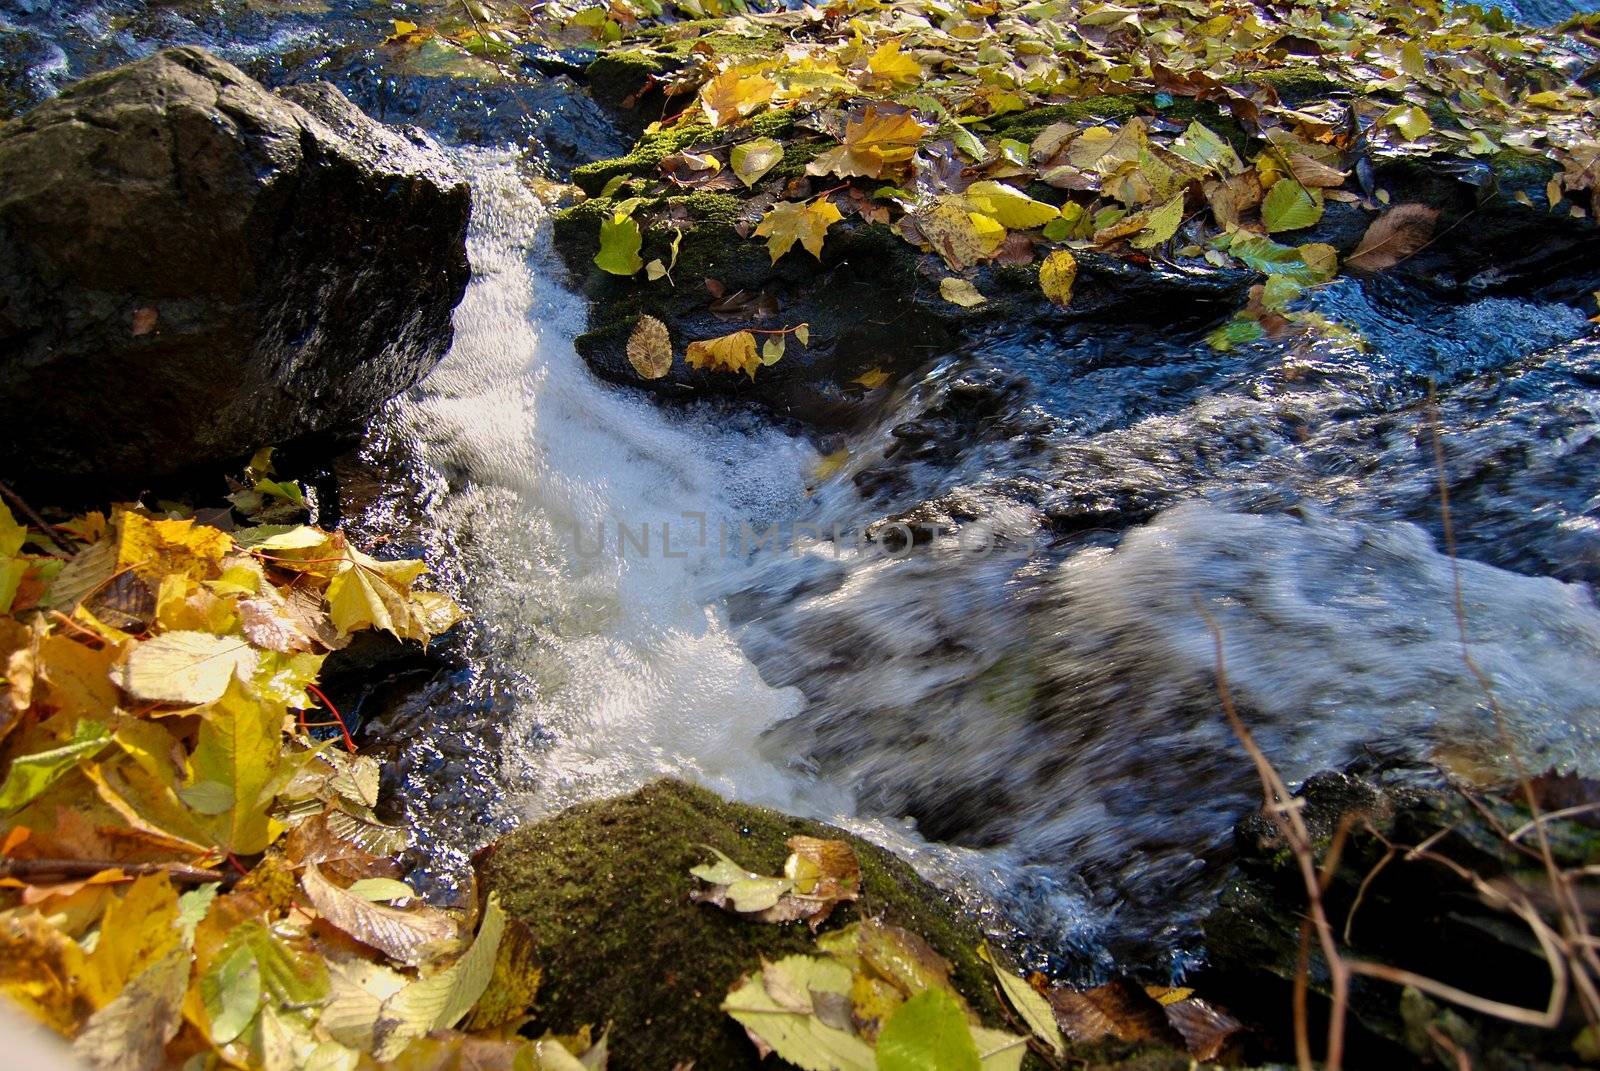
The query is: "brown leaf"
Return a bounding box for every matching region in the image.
[302,862,459,967]
[1161,994,1244,1061]
[626,315,674,380]
[1345,204,1441,271]
[1047,979,1181,1046]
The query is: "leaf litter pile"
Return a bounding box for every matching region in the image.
[690,839,1244,1068]
[0,460,604,1070]
[435,0,1600,372]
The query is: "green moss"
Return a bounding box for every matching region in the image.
[571,121,715,194]
[585,49,669,112]
[984,97,1142,142]
[477,779,1005,1071]
[1241,65,1346,105]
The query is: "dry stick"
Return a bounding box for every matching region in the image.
[0,857,226,886]
[0,478,70,556]
[1424,384,1600,1020]
[1196,599,1350,1071]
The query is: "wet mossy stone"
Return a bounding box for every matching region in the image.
[475,778,1006,1071]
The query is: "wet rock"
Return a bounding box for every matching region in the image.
[474,779,1008,1070]
[262,43,629,174]
[0,47,470,489]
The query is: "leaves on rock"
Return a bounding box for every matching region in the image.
[939,278,988,307]
[877,987,981,1071]
[691,836,861,929]
[979,944,1063,1056]
[808,106,931,180]
[594,208,645,276]
[732,137,784,187]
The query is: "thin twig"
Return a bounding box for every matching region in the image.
[0,858,226,886]
[0,479,70,556]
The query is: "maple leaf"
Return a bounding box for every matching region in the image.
[754,199,844,262]
[685,331,762,378]
[865,40,922,87]
[807,106,931,180]
[701,65,777,128]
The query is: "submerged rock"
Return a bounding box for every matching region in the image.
[0,46,470,488]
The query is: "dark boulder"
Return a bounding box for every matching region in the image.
[0,46,471,489]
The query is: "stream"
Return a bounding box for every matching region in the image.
[6,0,1600,980]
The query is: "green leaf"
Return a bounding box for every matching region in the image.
[1386,105,1433,140]
[0,719,111,813]
[1169,121,1243,175]
[1261,179,1324,233]
[980,945,1063,1056]
[0,502,26,559]
[732,137,785,186]
[1226,234,1338,286]
[877,988,981,1071]
[1130,191,1186,249]
[176,883,219,945]
[345,878,417,902]
[201,939,262,1044]
[1206,316,1265,351]
[595,212,644,276]
[188,682,282,854]
[723,961,875,1071]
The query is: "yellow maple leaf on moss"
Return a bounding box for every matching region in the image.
[701,65,776,128]
[755,199,844,262]
[685,331,762,378]
[807,106,930,180]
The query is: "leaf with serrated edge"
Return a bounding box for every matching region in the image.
[980,944,1063,1055]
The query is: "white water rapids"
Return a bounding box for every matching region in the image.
[362,153,1600,971]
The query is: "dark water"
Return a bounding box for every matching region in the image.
[6,0,1600,979]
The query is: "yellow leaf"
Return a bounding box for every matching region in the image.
[853,369,890,389]
[82,874,181,1006]
[731,137,784,187]
[114,631,257,705]
[701,65,776,128]
[914,197,1006,270]
[116,514,231,585]
[965,181,1060,229]
[806,106,930,179]
[1130,191,1187,248]
[814,449,850,481]
[187,679,283,855]
[754,199,844,262]
[685,331,762,378]
[1040,249,1078,306]
[626,315,673,380]
[0,908,94,1032]
[939,277,988,307]
[866,40,922,86]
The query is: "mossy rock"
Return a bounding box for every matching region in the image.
[475,779,1007,1070]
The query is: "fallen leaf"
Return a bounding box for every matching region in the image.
[113,632,257,705]
[685,331,762,378]
[939,278,988,307]
[980,945,1063,1056]
[626,315,673,380]
[877,988,981,1071]
[702,65,777,127]
[594,211,644,276]
[755,199,844,262]
[732,137,785,187]
[1344,204,1440,271]
[1261,178,1324,233]
[1039,250,1078,306]
[808,106,931,180]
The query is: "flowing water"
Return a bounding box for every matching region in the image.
[6,0,1600,978]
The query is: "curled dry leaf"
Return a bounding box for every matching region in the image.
[1039,249,1078,306]
[690,836,861,929]
[1344,203,1441,271]
[626,315,673,380]
[302,861,459,967]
